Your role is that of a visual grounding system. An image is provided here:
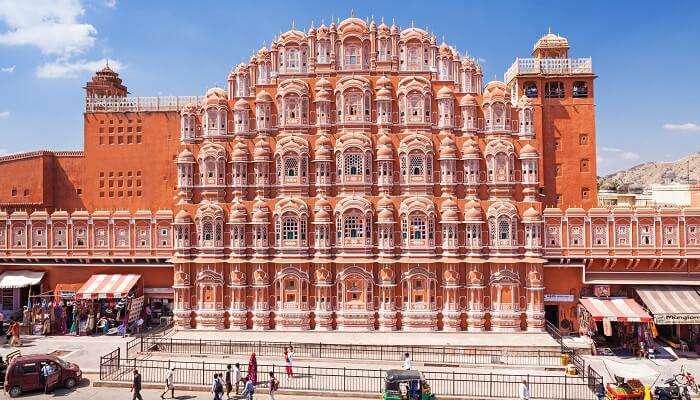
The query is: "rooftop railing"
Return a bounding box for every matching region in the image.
[505,57,593,83]
[85,96,202,113]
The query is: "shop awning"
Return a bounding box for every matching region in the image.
[75,274,141,300]
[636,286,700,325]
[579,297,652,322]
[54,283,83,299]
[0,270,44,289]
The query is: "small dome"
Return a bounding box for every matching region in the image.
[316,134,332,147]
[253,138,271,160]
[315,89,332,101]
[377,145,393,160]
[533,31,569,52]
[314,208,330,222]
[461,138,481,159]
[460,94,477,107]
[182,102,199,114]
[177,148,195,163]
[441,196,458,209]
[436,86,454,99]
[252,268,269,286]
[439,42,451,55]
[522,207,541,221]
[464,207,482,221]
[174,209,192,223]
[229,204,247,223]
[315,196,331,209]
[439,136,458,159]
[519,144,538,158]
[203,87,228,107]
[441,209,459,222]
[233,98,249,110]
[376,75,391,87]
[378,133,393,146]
[232,141,249,160]
[377,195,393,208]
[315,77,331,90]
[376,87,392,101]
[255,90,272,102]
[378,208,394,222]
[315,146,332,160]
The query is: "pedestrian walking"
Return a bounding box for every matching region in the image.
[596,381,606,400]
[283,347,294,377]
[233,362,242,395]
[9,319,20,347]
[403,352,412,370]
[518,379,530,400]
[247,353,258,385]
[40,362,52,393]
[131,369,143,400]
[240,376,256,400]
[267,371,279,400]
[212,373,224,400]
[160,366,175,399]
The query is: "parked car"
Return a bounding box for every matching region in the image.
[3,354,82,397]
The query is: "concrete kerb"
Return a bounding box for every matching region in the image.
[93,380,471,399]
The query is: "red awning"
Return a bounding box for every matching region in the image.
[579,298,652,323]
[75,274,141,300]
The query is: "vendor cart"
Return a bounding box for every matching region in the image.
[605,376,644,400]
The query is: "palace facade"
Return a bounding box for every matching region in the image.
[1,16,698,332]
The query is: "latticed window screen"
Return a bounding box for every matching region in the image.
[202,221,213,241]
[409,154,424,176]
[593,225,607,245]
[498,219,510,241]
[411,216,426,240]
[283,218,298,240]
[569,226,583,246]
[640,225,652,245]
[344,153,363,175]
[284,157,298,177]
[343,215,363,238]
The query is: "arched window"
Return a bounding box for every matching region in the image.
[286,48,300,71]
[344,45,360,69]
[202,220,213,241]
[523,81,538,98]
[406,93,424,123]
[285,157,298,177]
[409,154,424,176]
[573,81,589,98]
[545,81,565,98]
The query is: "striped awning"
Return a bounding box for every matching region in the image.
[579,298,652,323]
[636,286,700,325]
[75,274,141,300]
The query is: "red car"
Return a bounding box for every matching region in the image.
[4,354,82,397]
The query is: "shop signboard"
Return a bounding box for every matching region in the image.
[544,294,575,302]
[594,285,610,297]
[654,313,700,325]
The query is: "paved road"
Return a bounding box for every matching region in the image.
[12,382,358,400]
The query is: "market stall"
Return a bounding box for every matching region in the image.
[579,297,654,356]
[74,274,144,335]
[636,286,700,352]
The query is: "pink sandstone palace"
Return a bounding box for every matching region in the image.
[0,16,698,332]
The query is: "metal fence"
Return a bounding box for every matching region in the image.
[100,351,597,400]
[128,336,564,367]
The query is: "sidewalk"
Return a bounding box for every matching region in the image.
[172,329,560,349]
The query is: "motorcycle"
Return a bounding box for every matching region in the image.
[675,365,699,394]
[654,377,690,400]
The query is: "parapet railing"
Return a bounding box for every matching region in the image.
[505,58,593,83]
[85,96,202,113]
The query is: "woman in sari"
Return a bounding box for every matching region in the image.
[247,352,258,385]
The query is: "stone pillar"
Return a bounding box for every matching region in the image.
[525,264,545,332]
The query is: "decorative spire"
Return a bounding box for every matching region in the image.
[548,27,552,34]
[411,19,415,28]
[350,8,355,18]
[291,19,295,29]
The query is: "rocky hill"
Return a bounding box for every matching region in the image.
[599,152,700,190]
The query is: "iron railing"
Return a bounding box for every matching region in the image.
[100,354,597,400]
[128,336,564,367]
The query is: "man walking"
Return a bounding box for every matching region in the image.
[403,352,412,370]
[131,369,143,400]
[8,319,20,347]
[160,366,175,399]
[267,371,279,400]
[518,379,530,400]
[40,362,52,393]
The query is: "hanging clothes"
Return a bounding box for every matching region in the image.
[603,317,613,337]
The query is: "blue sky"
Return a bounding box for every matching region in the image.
[0,0,698,175]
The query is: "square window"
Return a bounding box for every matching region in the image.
[117,136,123,144]
[579,134,589,145]
[136,135,142,143]
[11,188,16,196]
[76,188,82,195]
[554,139,561,150]
[580,159,589,172]
[555,164,562,176]
[23,189,29,196]
[108,136,114,144]
[582,188,590,199]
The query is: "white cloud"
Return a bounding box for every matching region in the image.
[1,65,15,73]
[663,123,700,132]
[36,58,121,79]
[0,111,9,119]
[600,146,640,161]
[104,0,117,8]
[0,0,97,57]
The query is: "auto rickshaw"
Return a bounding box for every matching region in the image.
[382,369,436,400]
